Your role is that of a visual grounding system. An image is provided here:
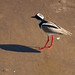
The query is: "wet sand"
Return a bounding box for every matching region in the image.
[0,0,75,75]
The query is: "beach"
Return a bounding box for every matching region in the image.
[0,0,75,75]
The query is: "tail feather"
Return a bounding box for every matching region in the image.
[61,28,72,36]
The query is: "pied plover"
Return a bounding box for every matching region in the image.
[32,13,72,50]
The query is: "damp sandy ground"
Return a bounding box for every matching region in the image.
[0,0,75,75]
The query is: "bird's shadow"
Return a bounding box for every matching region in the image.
[0,44,41,53]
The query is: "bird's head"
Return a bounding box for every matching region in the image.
[31,13,44,20]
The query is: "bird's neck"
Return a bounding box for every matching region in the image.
[38,19,48,28]
[38,19,47,24]
[38,20,42,24]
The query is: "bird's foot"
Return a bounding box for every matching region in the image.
[46,46,52,49]
[40,46,52,50]
[40,47,46,50]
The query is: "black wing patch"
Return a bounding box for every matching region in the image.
[42,25,58,29]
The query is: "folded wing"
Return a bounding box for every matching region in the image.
[41,22,72,36]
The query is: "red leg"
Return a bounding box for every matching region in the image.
[40,36,49,50]
[47,35,54,49]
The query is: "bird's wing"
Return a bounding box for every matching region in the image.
[41,22,72,36]
[42,22,61,29]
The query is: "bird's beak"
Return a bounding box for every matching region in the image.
[31,16,35,18]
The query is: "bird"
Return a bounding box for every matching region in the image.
[31,13,72,50]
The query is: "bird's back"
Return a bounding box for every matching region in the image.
[41,21,72,36]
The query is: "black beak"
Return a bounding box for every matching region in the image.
[31,16,35,18]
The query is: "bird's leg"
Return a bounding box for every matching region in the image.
[47,35,54,49]
[40,36,49,50]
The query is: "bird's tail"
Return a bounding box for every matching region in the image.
[61,28,72,36]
